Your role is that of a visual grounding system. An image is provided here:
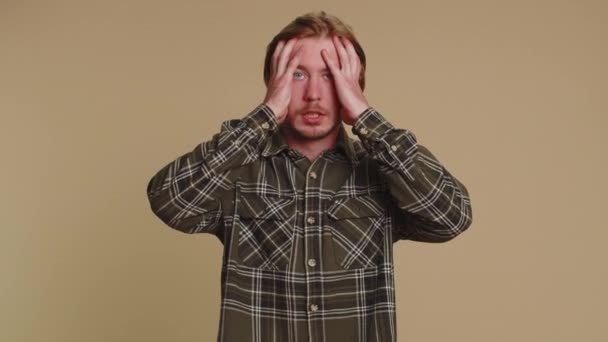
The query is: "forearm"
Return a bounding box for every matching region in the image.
[352,108,473,242]
[146,104,278,234]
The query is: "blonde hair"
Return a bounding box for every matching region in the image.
[263,11,367,90]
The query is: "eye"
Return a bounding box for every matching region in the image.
[323,73,333,80]
[293,71,305,80]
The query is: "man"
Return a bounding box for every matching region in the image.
[147,11,472,342]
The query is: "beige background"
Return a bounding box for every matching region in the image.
[1,0,607,341]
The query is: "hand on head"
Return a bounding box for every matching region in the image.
[321,35,369,125]
[263,38,302,123]
[263,35,369,126]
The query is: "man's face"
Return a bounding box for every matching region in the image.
[282,36,342,141]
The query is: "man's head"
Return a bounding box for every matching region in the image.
[264,11,367,91]
[264,11,367,142]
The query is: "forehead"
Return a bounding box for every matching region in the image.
[293,36,338,69]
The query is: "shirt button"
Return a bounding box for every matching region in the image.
[391,145,398,151]
[309,171,317,179]
[310,304,319,312]
[308,258,317,267]
[359,127,368,135]
[307,216,316,225]
[261,122,270,129]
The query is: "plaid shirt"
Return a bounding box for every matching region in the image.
[146,104,473,342]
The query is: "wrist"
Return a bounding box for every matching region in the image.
[343,103,370,126]
[263,101,285,124]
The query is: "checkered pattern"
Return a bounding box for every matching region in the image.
[147,104,473,341]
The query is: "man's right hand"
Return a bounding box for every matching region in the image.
[263,38,301,124]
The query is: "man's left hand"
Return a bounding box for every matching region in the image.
[321,35,369,126]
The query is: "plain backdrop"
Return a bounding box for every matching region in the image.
[1,0,607,341]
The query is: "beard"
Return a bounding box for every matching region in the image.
[280,106,342,141]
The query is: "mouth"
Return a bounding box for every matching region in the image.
[302,109,325,116]
[303,111,322,118]
[301,111,324,124]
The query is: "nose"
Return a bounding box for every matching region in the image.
[304,76,321,102]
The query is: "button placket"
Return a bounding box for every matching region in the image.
[303,160,322,322]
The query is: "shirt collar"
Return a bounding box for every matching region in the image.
[261,124,358,163]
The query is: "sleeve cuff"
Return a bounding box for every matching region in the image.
[242,103,279,137]
[351,107,395,141]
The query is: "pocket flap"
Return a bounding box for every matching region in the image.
[237,192,295,220]
[327,194,386,220]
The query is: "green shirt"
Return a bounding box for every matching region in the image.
[147,104,473,342]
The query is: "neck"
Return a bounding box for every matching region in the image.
[281,125,341,161]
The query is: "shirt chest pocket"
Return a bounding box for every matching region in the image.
[235,192,296,270]
[326,193,387,270]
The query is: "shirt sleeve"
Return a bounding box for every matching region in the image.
[146,104,278,236]
[352,108,473,242]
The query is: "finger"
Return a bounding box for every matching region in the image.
[332,35,350,75]
[284,49,301,81]
[283,44,303,78]
[277,37,299,77]
[321,48,342,81]
[271,40,286,78]
[341,36,357,77]
[342,37,361,78]
[339,36,356,71]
